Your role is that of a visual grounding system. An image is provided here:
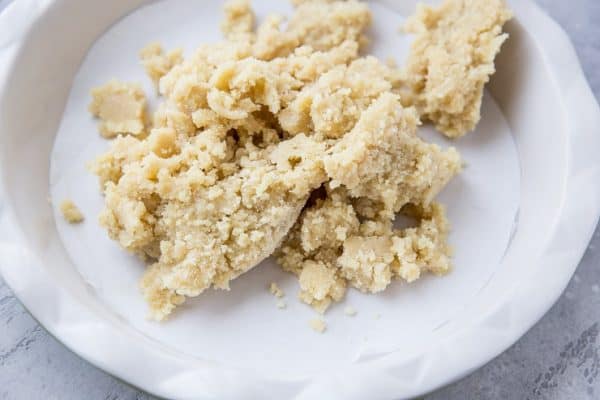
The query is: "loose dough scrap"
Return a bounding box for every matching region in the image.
[401,0,512,138]
[269,282,285,298]
[60,199,84,224]
[277,299,287,309]
[309,318,327,333]
[344,306,357,316]
[139,43,184,88]
[89,80,147,138]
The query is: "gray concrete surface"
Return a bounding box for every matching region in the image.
[1,0,599,399]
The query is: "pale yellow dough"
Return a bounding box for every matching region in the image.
[60,200,84,224]
[221,0,255,40]
[88,0,508,320]
[89,80,147,138]
[401,0,512,138]
[276,93,459,313]
[309,318,327,333]
[276,186,455,313]
[93,132,326,320]
[269,282,285,298]
[344,306,357,317]
[139,43,183,88]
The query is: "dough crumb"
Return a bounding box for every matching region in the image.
[60,200,84,224]
[344,306,357,316]
[309,318,327,333]
[221,0,255,40]
[401,0,512,137]
[277,300,287,309]
[139,42,183,88]
[270,282,285,298]
[89,80,147,138]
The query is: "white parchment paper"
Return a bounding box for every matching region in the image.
[48,0,520,376]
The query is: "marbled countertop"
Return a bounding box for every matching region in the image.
[1,0,599,399]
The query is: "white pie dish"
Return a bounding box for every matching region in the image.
[0,1,599,399]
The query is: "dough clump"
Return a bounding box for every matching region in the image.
[401,0,512,138]
[60,199,84,224]
[139,43,184,88]
[88,0,509,320]
[89,80,147,138]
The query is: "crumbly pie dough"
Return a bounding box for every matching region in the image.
[88,0,510,320]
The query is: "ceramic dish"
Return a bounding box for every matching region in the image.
[0,1,599,399]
